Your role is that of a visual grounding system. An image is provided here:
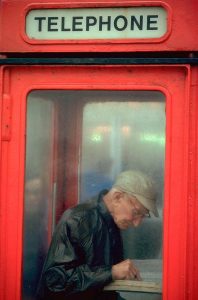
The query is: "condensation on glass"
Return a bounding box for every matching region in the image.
[23,90,165,300]
[23,95,55,299]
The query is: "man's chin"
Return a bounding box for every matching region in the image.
[118,222,132,230]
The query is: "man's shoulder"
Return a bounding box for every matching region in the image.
[58,198,104,239]
[61,198,99,226]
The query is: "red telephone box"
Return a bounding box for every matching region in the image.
[0,1,198,300]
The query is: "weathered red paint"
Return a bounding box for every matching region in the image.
[0,1,198,300]
[0,65,198,300]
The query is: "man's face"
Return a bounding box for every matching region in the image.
[112,192,150,230]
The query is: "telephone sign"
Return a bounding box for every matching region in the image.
[26,7,167,40]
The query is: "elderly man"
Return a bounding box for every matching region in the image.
[37,170,158,300]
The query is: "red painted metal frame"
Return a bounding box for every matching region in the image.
[0,0,198,53]
[0,65,198,300]
[185,66,198,299]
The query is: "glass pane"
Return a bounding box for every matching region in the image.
[23,90,165,300]
[23,95,55,300]
[80,91,165,300]
[23,90,85,300]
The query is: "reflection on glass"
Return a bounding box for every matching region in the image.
[80,91,165,300]
[80,93,165,215]
[23,97,54,300]
[23,90,165,300]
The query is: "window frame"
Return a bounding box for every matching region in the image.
[0,65,191,300]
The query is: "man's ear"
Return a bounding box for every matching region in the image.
[112,190,123,204]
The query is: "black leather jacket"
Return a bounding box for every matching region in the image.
[37,191,123,300]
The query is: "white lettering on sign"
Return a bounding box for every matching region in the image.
[26,7,167,40]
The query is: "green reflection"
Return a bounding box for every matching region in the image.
[91,134,103,143]
[141,134,165,145]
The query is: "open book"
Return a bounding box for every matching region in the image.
[104,259,162,294]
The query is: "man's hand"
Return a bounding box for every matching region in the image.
[112,259,142,281]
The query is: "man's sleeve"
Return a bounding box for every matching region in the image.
[42,217,113,295]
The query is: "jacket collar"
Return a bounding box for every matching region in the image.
[97,190,116,228]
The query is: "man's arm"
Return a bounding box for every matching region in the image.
[43,262,112,294]
[41,217,112,295]
[41,212,141,297]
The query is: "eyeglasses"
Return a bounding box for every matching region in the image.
[132,209,151,219]
[123,192,151,219]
